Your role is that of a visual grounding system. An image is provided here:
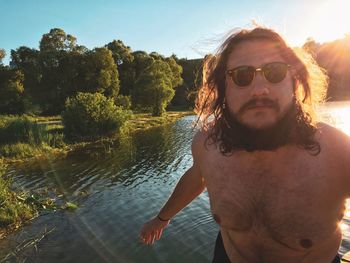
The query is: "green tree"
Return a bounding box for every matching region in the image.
[10,46,41,111]
[36,28,80,114]
[149,52,165,61]
[172,58,203,108]
[105,40,134,96]
[82,47,120,98]
[0,49,5,65]
[0,67,25,114]
[132,51,154,81]
[134,60,177,116]
[115,94,131,109]
[106,40,133,66]
[37,50,67,114]
[165,56,183,88]
[39,28,77,52]
[25,28,103,114]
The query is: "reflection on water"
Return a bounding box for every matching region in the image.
[318,101,350,136]
[1,102,350,262]
[0,116,215,263]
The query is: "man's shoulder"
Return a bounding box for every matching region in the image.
[317,122,350,139]
[317,122,350,196]
[192,128,209,151]
[317,121,350,150]
[191,124,217,156]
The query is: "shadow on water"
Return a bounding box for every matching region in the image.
[0,116,217,263]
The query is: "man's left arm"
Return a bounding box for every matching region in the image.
[324,124,350,198]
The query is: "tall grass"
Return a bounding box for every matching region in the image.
[0,111,190,159]
[0,159,35,228]
[0,116,48,145]
[0,116,65,158]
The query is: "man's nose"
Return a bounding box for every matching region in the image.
[250,72,269,97]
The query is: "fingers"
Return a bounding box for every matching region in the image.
[139,219,167,245]
[140,231,160,245]
[139,232,146,244]
[151,233,156,244]
[139,229,150,245]
[146,233,154,245]
[146,234,151,245]
[139,231,152,245]
[156,229,162,240]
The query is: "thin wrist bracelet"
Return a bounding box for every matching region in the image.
[157,214,170,221]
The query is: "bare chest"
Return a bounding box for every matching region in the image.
[201,149,345,249]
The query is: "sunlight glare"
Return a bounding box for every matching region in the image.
[320,106,350,136]
[340,222,349,231]
[306,0,350,43]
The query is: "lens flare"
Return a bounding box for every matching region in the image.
[305,0,350,43]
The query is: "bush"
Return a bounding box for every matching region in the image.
[115,95,131,110]
[62,92,131,140]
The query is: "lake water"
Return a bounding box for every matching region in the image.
[1,101,350,263]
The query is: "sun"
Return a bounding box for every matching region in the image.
[306,0,350,43]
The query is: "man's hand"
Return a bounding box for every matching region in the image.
[139,216,170,245]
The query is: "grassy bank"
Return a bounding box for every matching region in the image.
[0,159,37,238]
[0,158,78,240]
[0,115,65,161]
[127,111,194,131]
[0,111,194,162]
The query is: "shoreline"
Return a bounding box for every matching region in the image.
[0,111,194,241]
[2,110,195,165]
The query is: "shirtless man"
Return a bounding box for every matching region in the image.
[139,27,349,263]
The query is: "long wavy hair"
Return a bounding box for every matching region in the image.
[195,27,328,155]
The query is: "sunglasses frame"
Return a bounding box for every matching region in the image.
[226,62,291,88]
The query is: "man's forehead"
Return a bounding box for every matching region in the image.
[226,40,285,68]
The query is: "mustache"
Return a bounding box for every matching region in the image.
[237,98,279,115]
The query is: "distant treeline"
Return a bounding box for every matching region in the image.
[303,35,350,100]
[0,28,202,116]
[1,29,349,117]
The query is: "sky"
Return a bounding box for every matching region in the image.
[1,0,350,65]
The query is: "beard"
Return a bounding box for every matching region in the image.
[220,99,299,152]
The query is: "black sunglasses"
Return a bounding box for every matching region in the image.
[226,62,291,87]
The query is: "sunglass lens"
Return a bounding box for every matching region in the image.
[263,62,288,83]
[233,66,255,87]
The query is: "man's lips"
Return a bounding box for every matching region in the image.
[246,104,274,110]
[238,99,279,116]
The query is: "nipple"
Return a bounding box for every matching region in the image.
[299,238,313,249]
